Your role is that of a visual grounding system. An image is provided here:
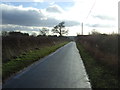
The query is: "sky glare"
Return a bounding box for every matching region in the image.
[1,0,118,36]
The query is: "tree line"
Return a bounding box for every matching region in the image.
[2,21,68,37]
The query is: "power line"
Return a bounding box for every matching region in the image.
[81,0,96,35]
[84,0,96,22]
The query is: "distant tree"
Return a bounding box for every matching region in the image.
[23,33,29,36]
[91,29,101,35]
[2,31,8,36]
[39,28,49,36]
[52,22,68,36]
[9,31,29,36]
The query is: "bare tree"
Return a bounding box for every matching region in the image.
[52,22,68,36]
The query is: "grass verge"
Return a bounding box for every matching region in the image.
[76,43,118,88]
[3,42,69,81]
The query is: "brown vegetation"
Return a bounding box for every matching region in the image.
[76,34,118,71]
[2,31,69,63]
[76,34,119,88]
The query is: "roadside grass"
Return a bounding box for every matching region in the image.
[3,42,68,81]
[2,35,69,63]
[76,43,118,88]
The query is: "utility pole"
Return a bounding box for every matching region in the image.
[81,0,96,35]
[81,22,83,35]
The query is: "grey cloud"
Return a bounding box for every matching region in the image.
[86,24,115,28]
[1,4,80,27]
[65,20,80,26]
[2,25,40,31]
[94,15,115,20]
[2,4,45,26]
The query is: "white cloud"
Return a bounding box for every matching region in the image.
[78,0,117,34]
[33,0,44,2]
[46,5,64,13]
[1,0,44,2]
[64,0,118,35]
[49,2,55,5]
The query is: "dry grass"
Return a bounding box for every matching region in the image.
[76,43,118,88]
[76,34,118,71]
[76,34,119,88]
[2,33,69,63]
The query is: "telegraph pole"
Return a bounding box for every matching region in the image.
[81,22,83,35]
[81,0,96,35]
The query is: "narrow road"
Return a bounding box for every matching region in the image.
[3,42,91,88]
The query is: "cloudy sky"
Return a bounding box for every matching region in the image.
[1,0,119,36]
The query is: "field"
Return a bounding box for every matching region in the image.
[76,34,119,88]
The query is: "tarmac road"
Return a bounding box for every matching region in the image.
[3,42,91,88]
